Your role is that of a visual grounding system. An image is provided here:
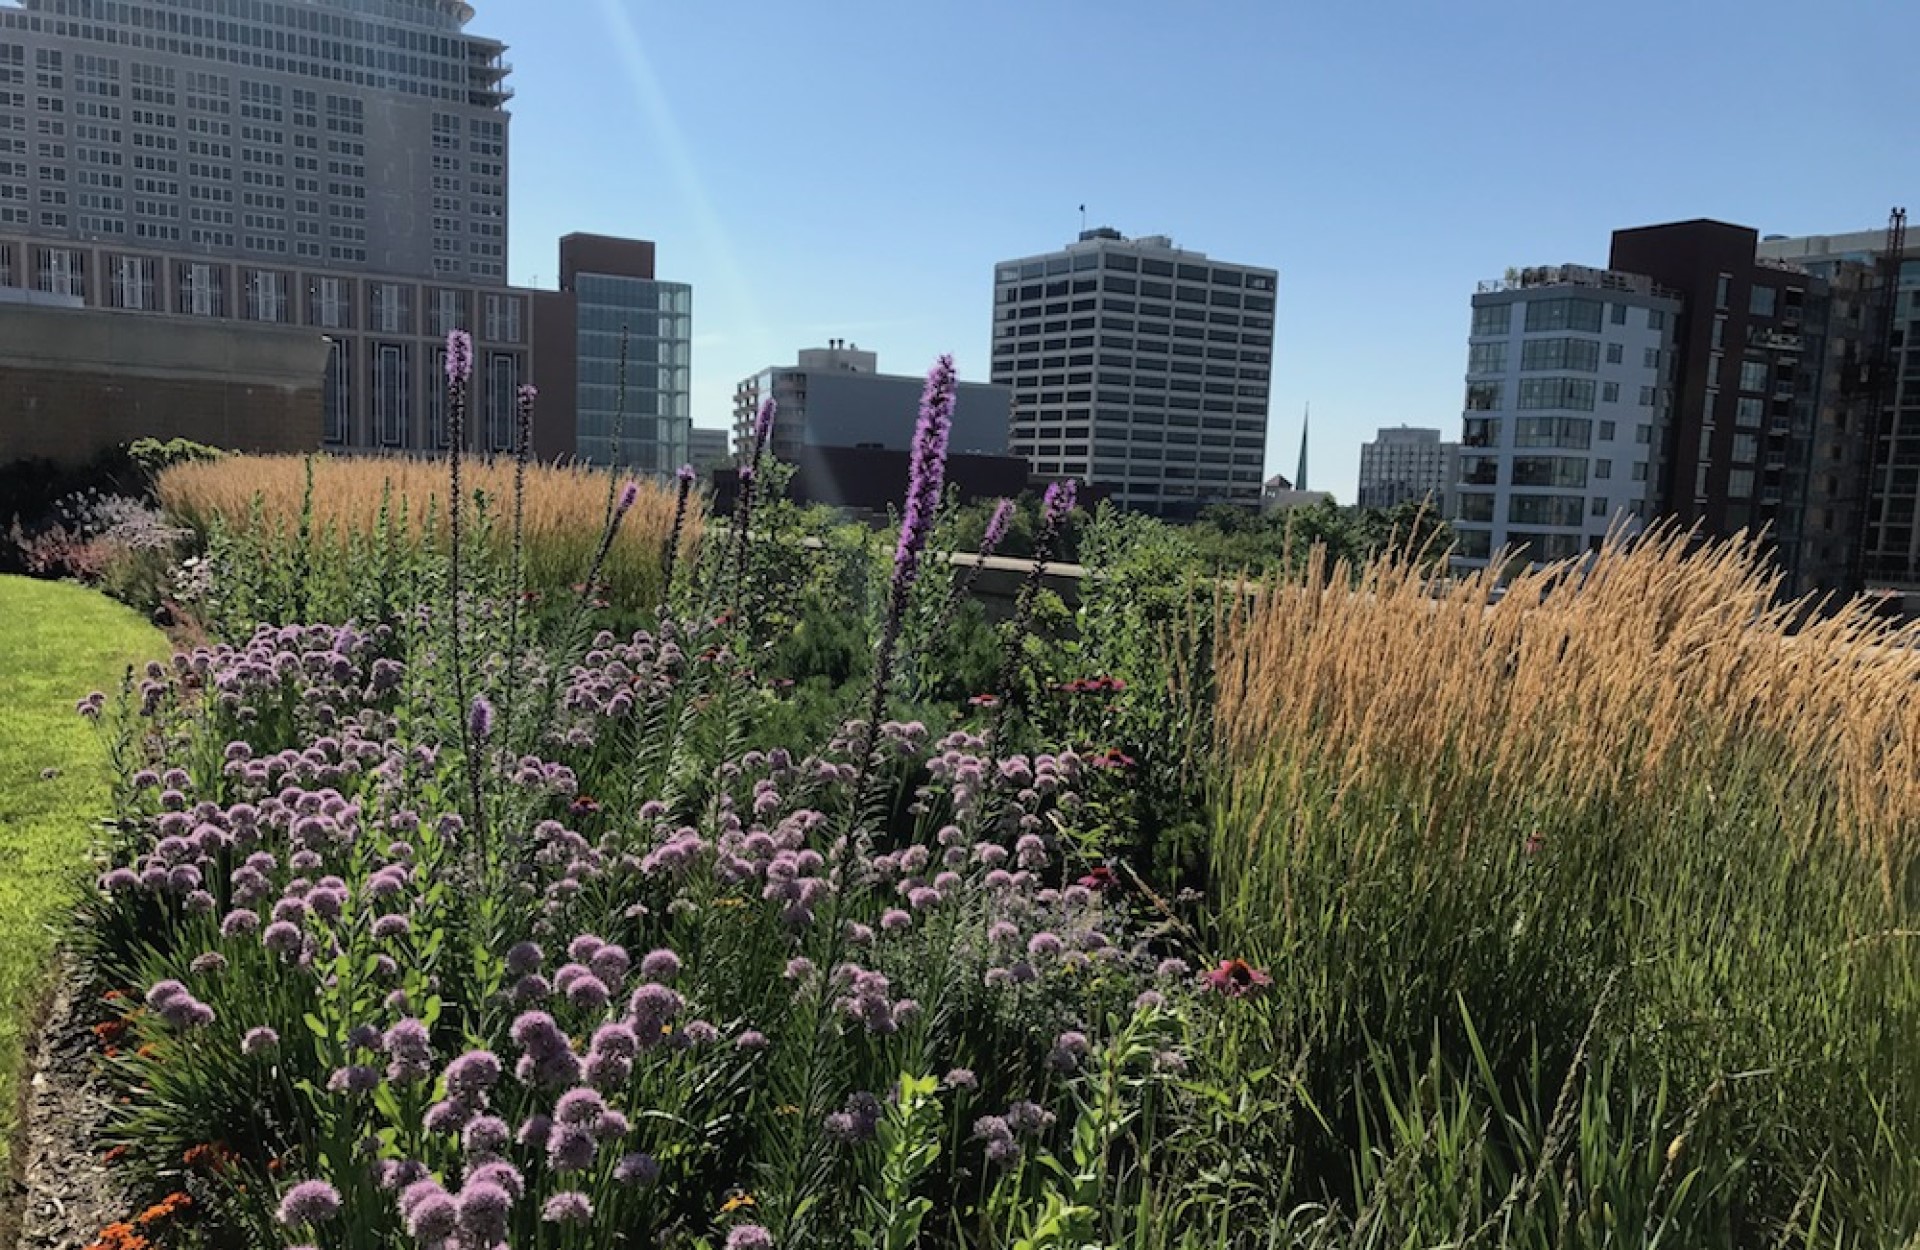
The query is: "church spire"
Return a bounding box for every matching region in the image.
[1295,403,1310,492]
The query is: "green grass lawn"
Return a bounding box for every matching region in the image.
[0,576,164,1164]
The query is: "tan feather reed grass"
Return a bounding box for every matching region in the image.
[1212,524,1920,894]
[157,454,701,609]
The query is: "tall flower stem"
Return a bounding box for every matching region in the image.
[857,355,956,796]
[501,383,537,758]
[988,479,1076,756]
[660,464,695,618]
[727,397,777,616]
[442,329,487,862]
[933,496,1014,639]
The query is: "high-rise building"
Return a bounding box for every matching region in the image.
[0,0,512,280]
[1610,220,1863,599]
[0,2,690,471]
[732,341,1009,461]
[990,228,1275,515]
[1756,224,1920,595]
[687,426,730,472]
[1449,264,1679,570]
[1357,426,1458,512]
[528,234,690,473]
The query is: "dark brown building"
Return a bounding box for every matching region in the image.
[1608,220,1867,598]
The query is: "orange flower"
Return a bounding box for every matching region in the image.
[101,1144,129,1164]
[83,1221,149,1250]
[183,1141,234,1171]
[103,989,126,1002]
[135,1043,159,1060]
[93,1019,128,1043]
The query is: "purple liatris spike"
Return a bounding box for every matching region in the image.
[676,463,696,484]
[446,329,473,385]
[616,479,639,516]
[1043,478,1078,526]
[468,695,494,743]
[893,353,958,592]
[752,396,776,451]
[516,383,539,406]
[981,498,1014,555]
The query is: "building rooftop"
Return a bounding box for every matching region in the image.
[1476,263,1682,301]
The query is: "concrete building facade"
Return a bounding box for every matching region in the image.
[0,1,687,472]
[733,342,1009,462]
[1450,264,1679,570]
[990,228,1275,515]
[1357,426,1457,512]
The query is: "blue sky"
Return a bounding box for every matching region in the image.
[488,1,1917,501]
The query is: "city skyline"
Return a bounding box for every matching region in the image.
[482,0,1918,499]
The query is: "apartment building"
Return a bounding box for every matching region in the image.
[1357,426,1457,512]
[990,228,1275,515]
[1450,264,1679,569]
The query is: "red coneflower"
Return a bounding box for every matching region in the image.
[1202,958,1273,999]
[967,693,1000,709]
[1077,866,1120,891]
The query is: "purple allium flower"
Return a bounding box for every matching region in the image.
[614,1152,661,1186]
[638,947,680,983]
[627,983,682,1039]
[327,1064,380,1095]
[263,920,303,955]
[463,1114,510,1156]
[541,1190,594,1224]
[445,329,473,385]
[505,941,543,974]
[678,1019,720,1047]
[242,1026,280,1055]
[567,934,605,963]
[403,1184,457,1241]
[454,1179,513,1243]
[276,1179,342,1226]
[727,1226,774,1250]
[467,1160,524,1201]
[564,972,610,1012]
[425,1100,473,1135]
[516,1113,552,1150]
[943,1067,978,1091]
[372,913,411,940]
[1049,1030,1091,1072]
[444,1049,502,1097]
[554,1086,607,1126]
[384,1017,433,1083]
[735,1029,769,1052]
[468,695,494,744]
[189,951,227,975]
[99,867,138,893]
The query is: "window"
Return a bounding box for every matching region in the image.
[323,339,351,445]
[1471,303,1511,337]
[1517,377,1597,411]
[1598,421,1615,440]
[1592,497,1611,518]
[1523,297,1604,333]
[107,254,155,310]
[1735,397,1765,428]
[1727,468,1754,499]
[369,281,409,335]
[483,294,520,343]
[1460,454,1501,486]
[1750,286,1776,318]
[1521,338,1600,372]
[1643,348,1661,369]
[375,344,410,447]
[1648,308,1667,331]
[1456,492,1495,522]
[1715,274,1731,310]
[310,276,349,328]
[1602,381,1620,403]
[1738,360,1769,393]
[36,246,83,296]
[1611,302,1628,325]
[246,270,287,322]
[1508,494,1585,526]
[1636,425,1652,444]
[1462,418,1501,449]
[1632,462,1648,481]
[1606,343,1623,364]
[429,289,464,336]
[1467,341,1506,374]
[485,352,519,450]
[1732,433,1759,463]
[1514,417,1592,449]
[1639,386,1657,407]
[1510,456,1588,488]
[177,262,224,316]
[1465,381,1503,412]
[1595,459,1612,480]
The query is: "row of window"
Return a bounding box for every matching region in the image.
[998,251,1274,291]
[1471,298,1670,338]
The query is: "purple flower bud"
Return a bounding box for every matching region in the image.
[468,695,494,744]
[981,498,1015,554]
[445,329,473,385]
[276,1179,342,1226]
